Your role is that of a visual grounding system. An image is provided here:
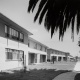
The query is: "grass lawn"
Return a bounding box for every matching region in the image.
[74,73,80,80]
[0,69,70,80]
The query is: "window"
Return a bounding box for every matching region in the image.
[5,49,13,60]
[20,33,24,42]
[40,45,42,51]
[9,28,12,36]
[13,50,18,60]
[34,43,37,49]
[19,51,24,60]
[16,31,19,38]
[45,48,47,52]
[5,48,24,60]
[28,40,30,47]
[5,25,24,42]
[5,25,8,33]
[28,43,30,47]
[11,29,19,39]
[5,25,9,37]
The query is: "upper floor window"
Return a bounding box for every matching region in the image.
[5,25,24,42]
[5,25,9,37]
[28,40,30,47]
[45,48,47,52]
[28,43,29,47]
[34,43,37,49]
[40,45,42,51]
[10,28,19,40]
[20,33,24,42]
[5,25,8,33]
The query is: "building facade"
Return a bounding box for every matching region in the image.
[0,13,71,71]
[0,13,32,71]
[47,48,70,62]
[28,37,48,64]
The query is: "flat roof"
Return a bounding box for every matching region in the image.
[0,13,33,35]
[48,48,69,54]
[28,37,48,48]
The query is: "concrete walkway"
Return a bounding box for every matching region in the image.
[27,61,76,70]
[74,61,80,72]
[53,72,77,80]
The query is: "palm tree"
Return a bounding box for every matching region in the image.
[28,0,80,40]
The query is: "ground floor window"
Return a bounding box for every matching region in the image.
[5,48,24,61]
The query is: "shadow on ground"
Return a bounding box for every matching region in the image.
[0,69,70,80]
[74,73,80,80]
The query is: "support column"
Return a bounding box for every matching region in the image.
[56,56,58,61]
[61,57,63,61]
[46,55,47,62]
[24,49,28,66]
[50,55,52,62]
[37,54,40,63]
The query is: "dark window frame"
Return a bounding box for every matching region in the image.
[34,43,37,49]
[40,45,42,51]
[5,48,24,61]
[5,25,24,42]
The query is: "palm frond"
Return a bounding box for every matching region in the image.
[28,0,39,12]
[28,0,80,40]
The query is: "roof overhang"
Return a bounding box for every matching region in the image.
[28,37,48,48]
[0,13,33,36]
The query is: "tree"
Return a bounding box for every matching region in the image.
[28,0,80,40]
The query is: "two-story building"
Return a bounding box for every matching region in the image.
[47,48,70,62]
[28,37,48,64]
[0,13,33,71]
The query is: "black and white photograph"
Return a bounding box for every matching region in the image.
[0,0,80,80]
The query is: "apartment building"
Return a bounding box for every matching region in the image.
[47,48,70,62]
[0,13,32,71]
[28,37,48,64]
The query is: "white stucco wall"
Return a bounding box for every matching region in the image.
[0,15,30,71]
[0,45,23,71]
[0,36,28,71]
[28,48,47,55]
[28,47,47,63]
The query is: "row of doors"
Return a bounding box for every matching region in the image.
[51,56,67,61]
[28,53,46,64]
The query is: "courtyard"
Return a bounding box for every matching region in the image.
[0,61,78,80]
[27,61,76,71]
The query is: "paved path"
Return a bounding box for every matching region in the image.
[74,61,80,71]
[27,61,76,71]
[53,72,77,80]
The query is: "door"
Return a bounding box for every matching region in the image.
[28,53,35,64]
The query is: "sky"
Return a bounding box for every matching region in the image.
[0,0,80,57]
